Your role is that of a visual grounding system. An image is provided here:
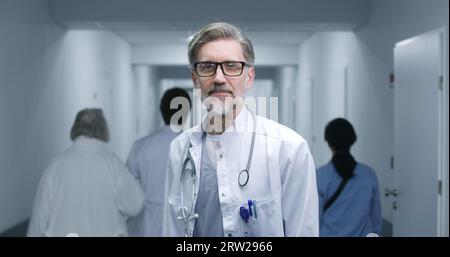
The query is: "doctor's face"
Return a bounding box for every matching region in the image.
[192,39,255,116]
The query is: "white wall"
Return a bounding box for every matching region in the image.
[296,0,449,234]
[133,66,159,139]
[277,66,297,128]
[0,0,137,233]
[297,33,350,167]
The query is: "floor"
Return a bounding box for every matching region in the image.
[0,219,393,237]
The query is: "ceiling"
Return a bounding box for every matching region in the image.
[113,30,314,46]
[50,0,371,47]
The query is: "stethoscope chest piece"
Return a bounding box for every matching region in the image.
[238,169,249,187]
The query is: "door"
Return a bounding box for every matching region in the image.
[393,29,444,236]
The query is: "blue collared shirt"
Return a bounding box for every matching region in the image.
[316,161,382,237]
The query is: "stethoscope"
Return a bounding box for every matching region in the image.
[178,109,256,232]
[237,109,256,187]
[178,149,199,227]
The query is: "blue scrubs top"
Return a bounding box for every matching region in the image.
[192,139,224,236]
[316,161,382,237]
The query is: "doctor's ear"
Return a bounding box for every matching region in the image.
[191,72,199,88]
[193,80,200,88]
[245,66,255,90]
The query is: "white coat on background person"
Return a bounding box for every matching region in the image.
[162,22,319,237]
[126,87,192,236]
[27,108,144,237]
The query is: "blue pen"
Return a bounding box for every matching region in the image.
[240,206,249,223]
[248,200,253,217]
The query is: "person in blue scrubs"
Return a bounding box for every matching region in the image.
[316,118,382,237]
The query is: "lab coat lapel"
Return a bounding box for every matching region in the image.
[219,108,253,204]
[188,128,203,197]
[220,107,250,148]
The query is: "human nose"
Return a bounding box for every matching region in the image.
[213,64,227,82]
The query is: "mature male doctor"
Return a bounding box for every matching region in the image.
[162,22,319,237]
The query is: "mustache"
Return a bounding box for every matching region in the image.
[208,84,234,96]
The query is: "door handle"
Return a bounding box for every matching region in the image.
[385,188,398,197]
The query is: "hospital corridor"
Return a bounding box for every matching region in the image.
[0,0,448,237]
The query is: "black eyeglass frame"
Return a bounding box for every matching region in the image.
[192,61,250,77]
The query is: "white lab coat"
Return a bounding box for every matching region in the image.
[126,126,180,236]
[162,108,319,237]
[27,136,145,237]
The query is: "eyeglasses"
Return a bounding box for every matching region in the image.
[193,61,249,77]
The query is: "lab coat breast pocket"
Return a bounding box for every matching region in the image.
[247,199,277,236]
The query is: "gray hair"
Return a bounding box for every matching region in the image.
[70,108,109,142]
[188,22,255,66]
